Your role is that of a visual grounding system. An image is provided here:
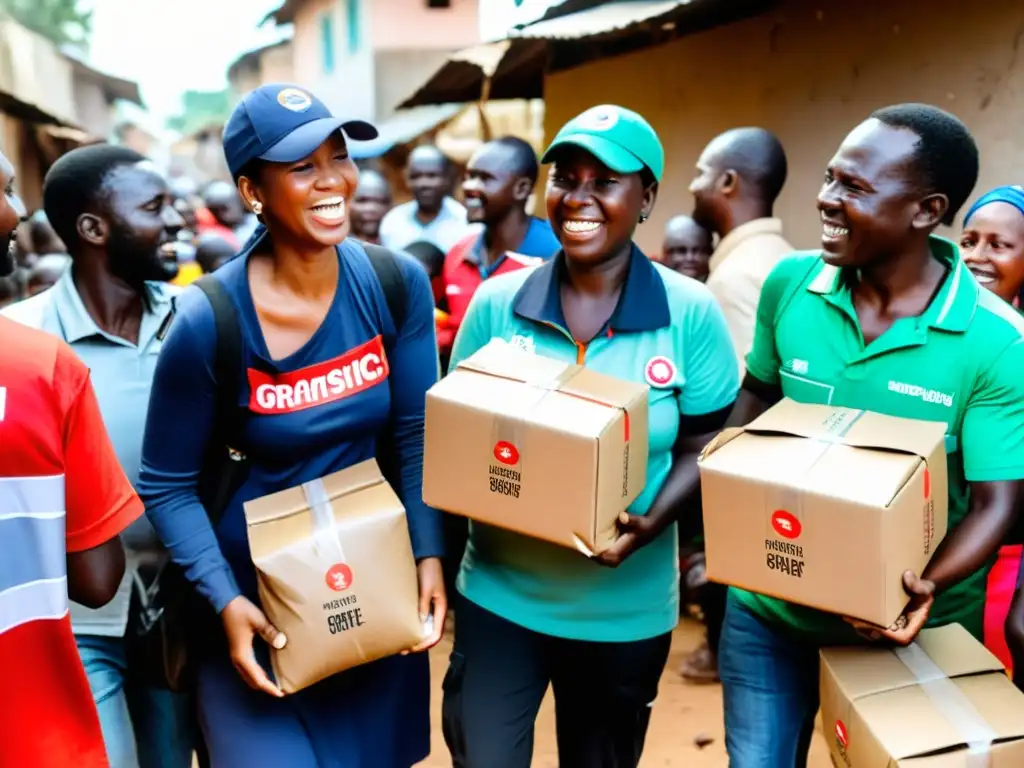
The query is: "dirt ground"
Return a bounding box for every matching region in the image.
[418,617,831,768]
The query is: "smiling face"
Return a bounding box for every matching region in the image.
[961,202,1024,302]
[350,171,391,241]
[462,142,529,226]
[545,146,655,267]
[688,140,728,234]
[662,216,712,281]
[816,119,945,269]
[240,131,359,248]
[406,148,448,215]
[100,162,185,285]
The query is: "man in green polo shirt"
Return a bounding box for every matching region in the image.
[719,103,1024,768]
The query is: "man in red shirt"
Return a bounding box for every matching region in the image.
[0,150,143,768]
[438,137,559,371]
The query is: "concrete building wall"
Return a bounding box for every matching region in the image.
[72,80,113,139]
[543,0,1024,255]
[293,0,375,120]
[374,48,453,118]
[370,0,479,51]
[261,42,295,84]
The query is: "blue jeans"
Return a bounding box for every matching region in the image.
[76,635,195,768]
[718,593,820,768]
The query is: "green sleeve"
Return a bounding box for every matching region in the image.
[961,339,1024,482]
[744,254,817,385]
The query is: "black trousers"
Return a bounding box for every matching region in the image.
[442,594,672,768]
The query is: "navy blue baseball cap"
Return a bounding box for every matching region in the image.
[222,84,378,178]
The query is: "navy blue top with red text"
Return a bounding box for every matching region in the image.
[138,237,443,614]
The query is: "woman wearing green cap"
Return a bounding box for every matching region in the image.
[440,105,740,767]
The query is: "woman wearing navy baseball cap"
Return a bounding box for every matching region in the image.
[138,84,446,766]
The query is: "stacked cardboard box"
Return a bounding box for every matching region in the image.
[423,339,648,556]
[698,399,948,626]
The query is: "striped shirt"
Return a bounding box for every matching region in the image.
[0,317,142,768]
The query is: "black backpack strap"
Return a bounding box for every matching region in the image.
[193,275,249,527]
[362,243,407,340]
[359,243,410,493]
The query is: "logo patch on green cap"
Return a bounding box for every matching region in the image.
[575,107,620,132]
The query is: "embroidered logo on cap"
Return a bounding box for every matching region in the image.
[277,88,313,112]
[576,106,619,132]
[644,356,675,388]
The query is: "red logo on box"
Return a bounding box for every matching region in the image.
[924,468,931,498]
[835,719,849,749]
[493,441,520,465]
[771,510,802,539]
[325,563,353,592]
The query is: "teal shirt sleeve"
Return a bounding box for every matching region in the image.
[679,291,740,416]
[449,283,497,370]
[961,338,1024,482]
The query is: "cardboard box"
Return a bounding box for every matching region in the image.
[820,624,1024,766]
[244,459,425,694]
[698,399,948,626]
[423,339,648,556]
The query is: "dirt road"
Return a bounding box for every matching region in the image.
[419,617,831,767]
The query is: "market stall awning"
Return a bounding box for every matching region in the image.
[399,0,775,108]
[349,104,466,159]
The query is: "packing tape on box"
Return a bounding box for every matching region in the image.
[523,363,582,393]
[894,642,995,766]
[302,479,347,564]
[763,410,869,533]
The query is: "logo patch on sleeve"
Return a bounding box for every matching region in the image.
[644,356,676,388]
[248,336,389,415]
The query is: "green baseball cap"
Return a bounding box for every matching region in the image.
[541,105,664,182]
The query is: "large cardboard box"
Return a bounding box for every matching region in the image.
[244,459,425,694]
[820,624,1024,766]
[423,339,648,556]
[698,399,948,626]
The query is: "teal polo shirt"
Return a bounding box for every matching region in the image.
[449,245,740,642]
[733,236,1024,642]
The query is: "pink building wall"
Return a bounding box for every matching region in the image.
[369,0,479,51]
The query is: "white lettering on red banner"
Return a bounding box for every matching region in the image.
[247,336,389,415]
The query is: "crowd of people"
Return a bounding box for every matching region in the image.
[2,79,1024,768]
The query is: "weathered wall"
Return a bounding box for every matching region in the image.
[543,0,1024,254]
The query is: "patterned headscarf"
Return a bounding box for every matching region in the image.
[963,185,1024,225]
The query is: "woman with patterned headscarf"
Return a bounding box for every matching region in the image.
[960,185,1024,681]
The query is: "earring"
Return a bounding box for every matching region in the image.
[639,213,648,223]
[251,201,263,215]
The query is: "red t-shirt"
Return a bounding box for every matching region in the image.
[437,234,547,356]
[0,317,143,768]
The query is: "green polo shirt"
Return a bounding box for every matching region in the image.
[449,246,740,642]
[733,236,1024,642]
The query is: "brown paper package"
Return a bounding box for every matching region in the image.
[244,458,424,694]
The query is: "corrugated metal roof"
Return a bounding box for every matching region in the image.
[350,104,465,159]
[398,0,775,108]
[515,0,694,39]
